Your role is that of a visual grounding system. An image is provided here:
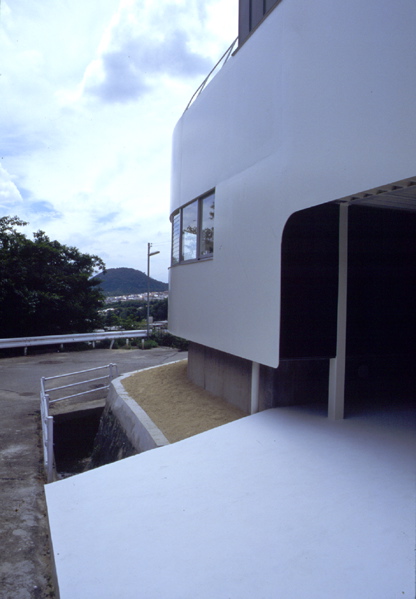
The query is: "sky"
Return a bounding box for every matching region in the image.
[0,0,237,282]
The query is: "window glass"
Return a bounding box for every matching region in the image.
[172,212,180,265]
[171,190,215,265]
[181,201,198,261]
[199,194,215,256]
[265,0,278,12]
[239,0,280,45]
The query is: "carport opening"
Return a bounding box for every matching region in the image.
[277,186,416,416]
[344,203,416,415]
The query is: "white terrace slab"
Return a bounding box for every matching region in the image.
[45,407,415,599]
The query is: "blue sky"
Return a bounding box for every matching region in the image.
[0,0,237,282]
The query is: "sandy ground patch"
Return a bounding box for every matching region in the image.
[122,360,246,443]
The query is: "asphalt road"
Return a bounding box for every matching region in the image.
[0,346,186,599]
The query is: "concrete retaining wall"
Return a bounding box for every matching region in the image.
[90,371,170,468]
[109,373,170,452]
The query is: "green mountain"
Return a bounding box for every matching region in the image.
[94,267,168,297]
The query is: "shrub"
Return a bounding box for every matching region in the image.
[151,331,189,351]
[142,339,159,350]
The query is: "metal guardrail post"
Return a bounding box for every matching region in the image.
[46,409,54,483]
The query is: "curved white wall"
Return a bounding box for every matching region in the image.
[169,0,416,368]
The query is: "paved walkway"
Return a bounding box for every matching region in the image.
[0,347,185,599]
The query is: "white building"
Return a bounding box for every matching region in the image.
[168,0,416,418]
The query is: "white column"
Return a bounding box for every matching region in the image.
[250,361,260,414]
[328,202,349,420]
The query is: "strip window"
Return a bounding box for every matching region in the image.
[239,0,281,45]
[171,191,215,265]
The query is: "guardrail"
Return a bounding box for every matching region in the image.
[0,330,147,353]
[185,37,238,111]
[40,363,119,483]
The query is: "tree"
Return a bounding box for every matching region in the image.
[0,216,106,338]
[150,298,168,321]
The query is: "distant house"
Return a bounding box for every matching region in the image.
[168,0,416,418]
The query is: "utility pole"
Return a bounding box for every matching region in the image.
[147,243,160,337]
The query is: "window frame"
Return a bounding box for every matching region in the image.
[171,189,215,266]
[238,0,281,46]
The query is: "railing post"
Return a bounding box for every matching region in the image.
[40,377,46,398]
[109,363,119,380]
[40,389,54,483]
[46,413,54,483]
[250,361,260,414]
[328,202,349,420]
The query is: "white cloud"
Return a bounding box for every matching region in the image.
[0,0,238,282]
[80,0,219,104]
[0,165,24,213]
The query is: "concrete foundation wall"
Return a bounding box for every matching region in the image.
[188,342,252,413]
[260,360,330,410]
[188,342,416,416]
[188,342,329,413]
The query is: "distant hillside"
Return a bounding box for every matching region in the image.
[94,267,168,297]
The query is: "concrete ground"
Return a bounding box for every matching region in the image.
[45,404,416,599]
[0,347,186,599]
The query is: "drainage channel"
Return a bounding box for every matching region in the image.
[41,363,122,480]
[53,406,104,478]
[52,399,142,478]
[44,366,171,480]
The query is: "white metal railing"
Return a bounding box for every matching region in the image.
[40,363,119,483]
[40,390,54,484]
[0,329,147,351]
[185,37,238,111]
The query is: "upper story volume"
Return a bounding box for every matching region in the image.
[239,0,281,45]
